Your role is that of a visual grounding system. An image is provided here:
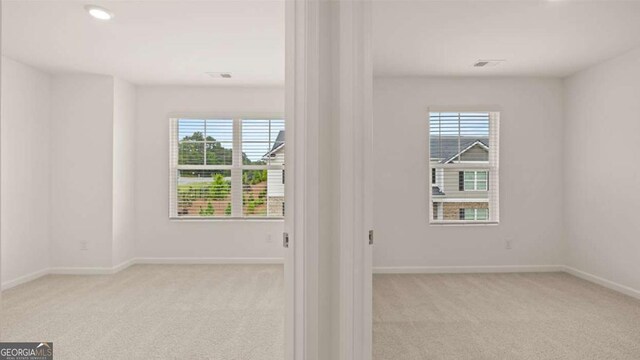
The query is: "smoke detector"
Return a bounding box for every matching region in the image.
[206,72,232,79]
[473,59,506,68]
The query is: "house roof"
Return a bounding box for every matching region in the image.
[430,136,488,163]
[432,186,445,196]
[262,132,486,162]
[263,130,285,159]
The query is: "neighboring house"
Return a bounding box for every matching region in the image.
[430,136,490,221]
[263,130,285,216]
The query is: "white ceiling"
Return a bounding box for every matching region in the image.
[5,1,640,83]
[2,0,284,86]
[373,0,640,77]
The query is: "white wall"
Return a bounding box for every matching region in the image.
[1,57,51,286]
[50,74,114,268]
[112,78,137,266]
[564,47,640,292]
[135,86,285,260]
[373,77,565,269]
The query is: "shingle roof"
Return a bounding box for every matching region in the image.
[271,130,285,152]
[430,136,488,163]
[263,130,285,159]
[264,132,485,162]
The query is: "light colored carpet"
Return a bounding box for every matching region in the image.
[374,272,640,360]
[1,264,284,360]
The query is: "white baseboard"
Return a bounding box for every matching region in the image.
[6,262,638,302]
[49,267,116,275]
[562,266,640,300]
[135,257,285,265]
[47,257,283,274]
[112,258,137,273]
[373,265,563,274]
[2,257,283,292]
[49,258,137,275]
[373,264,640,301]
[1,268,50,291]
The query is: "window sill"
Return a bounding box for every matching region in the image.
[170,217,284,222]
[430,221,499,226]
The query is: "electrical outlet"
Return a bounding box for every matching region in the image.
[505,239,512,250]
[80,241,88,251]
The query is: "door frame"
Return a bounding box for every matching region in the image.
[285,0,372,359]
[284,0,320,358]
[337,1,373,359]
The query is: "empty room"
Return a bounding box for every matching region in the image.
[371,1,640,359]
[1,0,640,359]
[1,1,286,358]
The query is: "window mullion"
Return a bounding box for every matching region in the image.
[457,113,461,162]
[203,120,207,166]
[169,118,178,218]
[231,118,243,217]
[489,112,500,222]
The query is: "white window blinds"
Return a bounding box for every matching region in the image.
[241,119,285,217]
[169,118,285,219]
[429,111,499,223]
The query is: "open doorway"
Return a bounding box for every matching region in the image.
[371,1,640,359]
[1,1,290,358]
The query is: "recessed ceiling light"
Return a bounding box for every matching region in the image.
[205,72,232,79]
[85,5,113,21]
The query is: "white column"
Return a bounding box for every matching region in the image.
[286,0,372,359]
[285,0,321,358]
[337,1,373,359]
[0,0,3,313]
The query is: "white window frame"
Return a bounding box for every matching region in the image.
[462,208,489,221]
[169,115,285,220]
[428,107,500,225]
[463,170,488,191]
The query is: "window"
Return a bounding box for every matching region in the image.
[460,208,489,221]
[169,118,285,219]
[429,111,499,223]
[462,171,488,191]
[241,119,285,217]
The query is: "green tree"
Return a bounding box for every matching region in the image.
[210,174,231,200]
[205,136,232,165]
[242,169,268,186]
[251,170,267,185]
[177,187,190,206]
[178,132,205,169]
[199,202,215,216]
[242,153,266,166]
[225,203,232,216]
[247,200,256,214]
[178,132,233,174]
